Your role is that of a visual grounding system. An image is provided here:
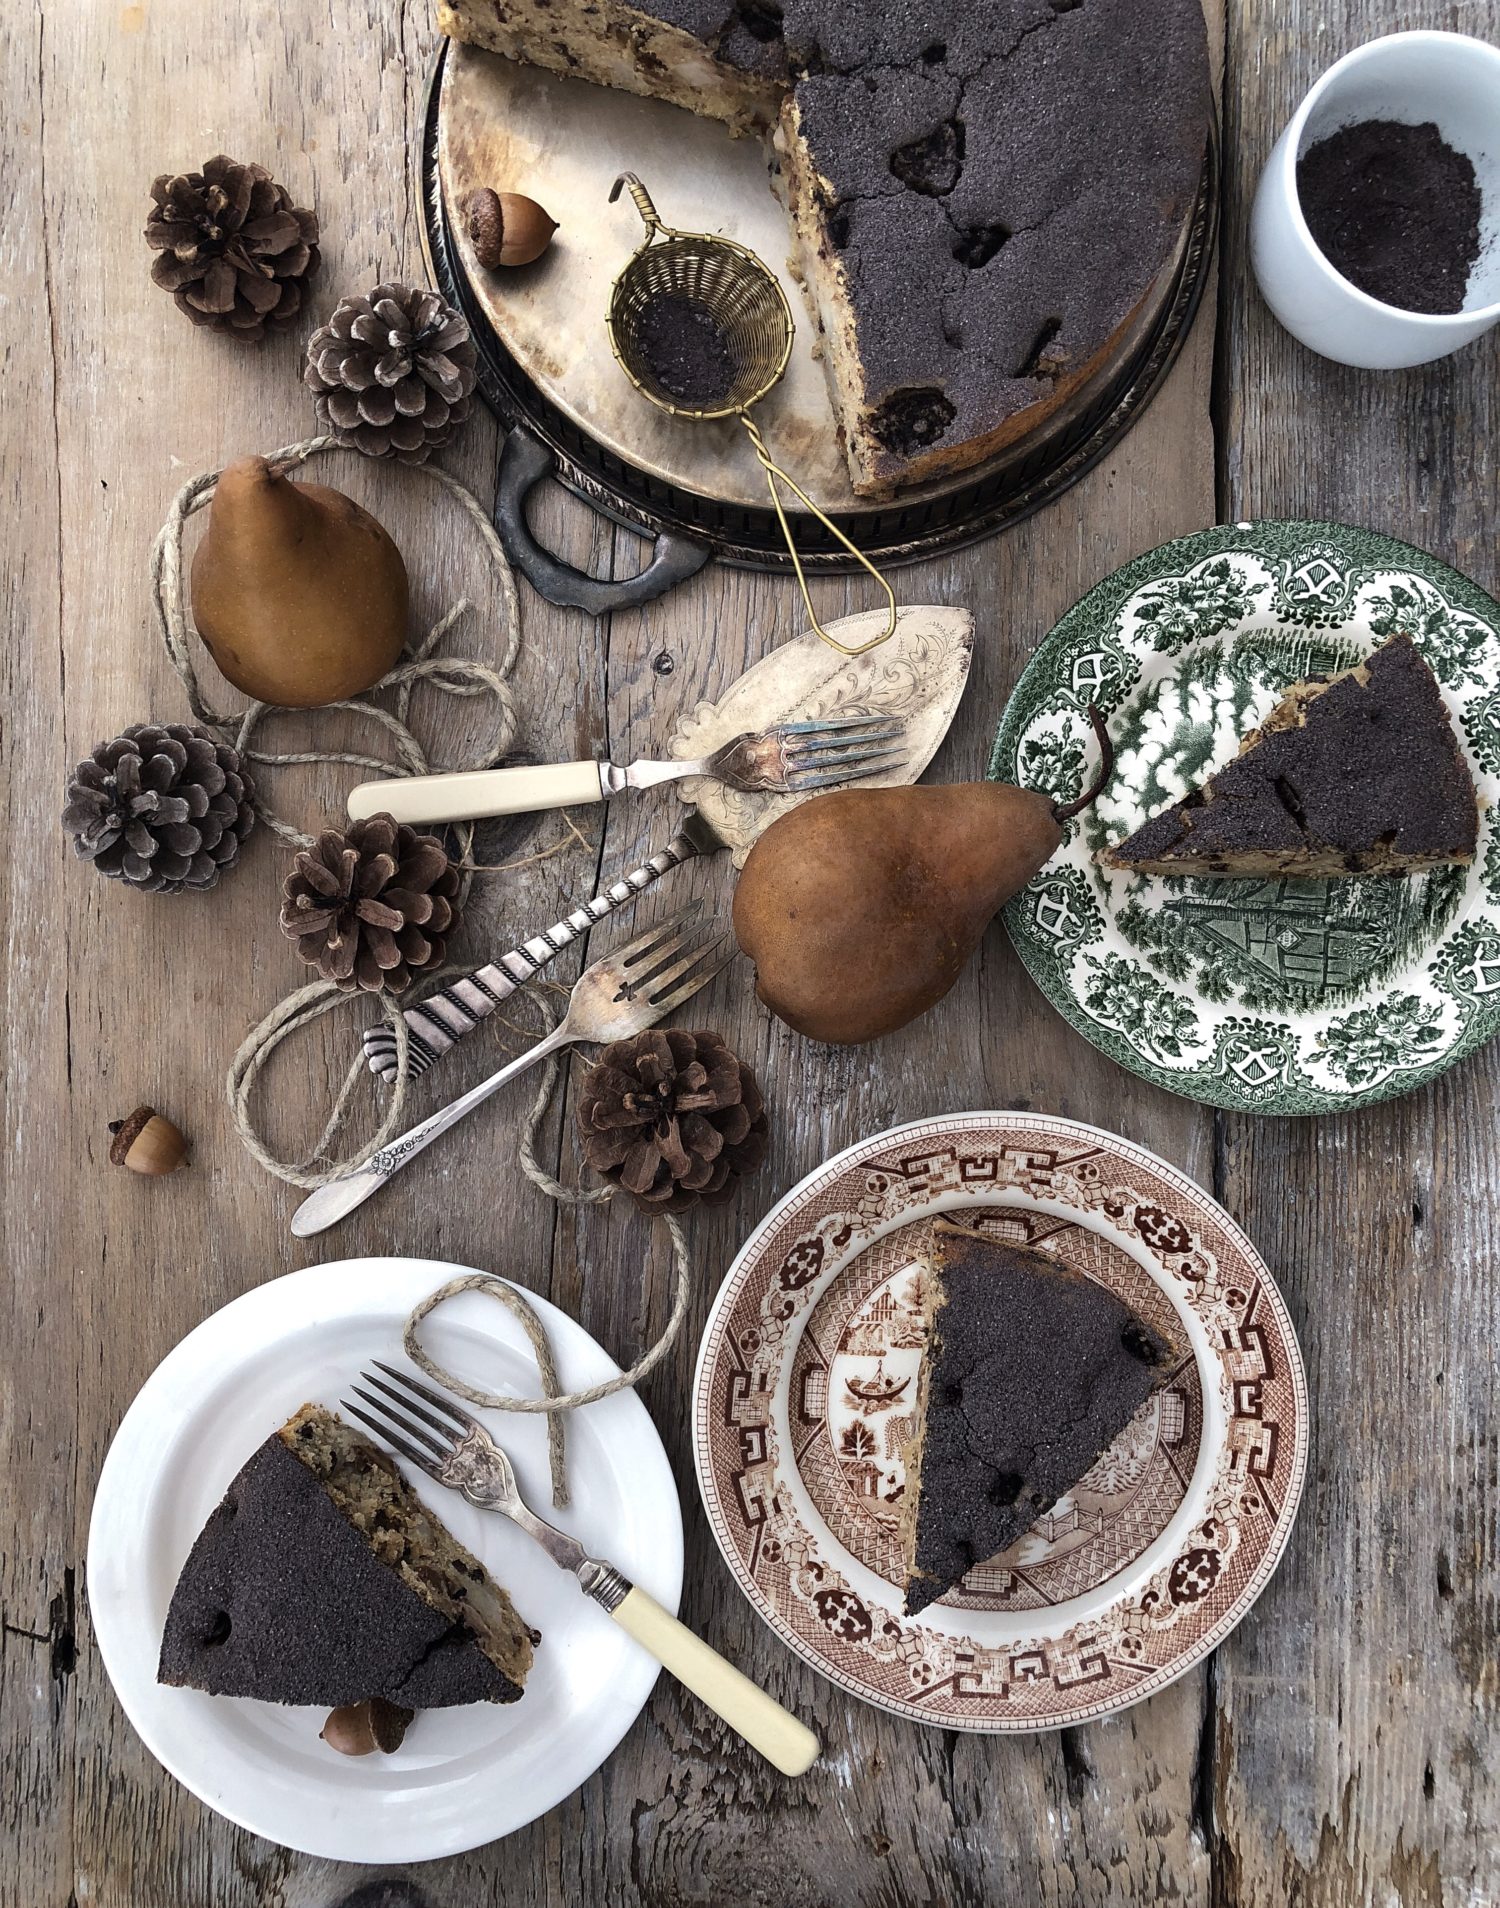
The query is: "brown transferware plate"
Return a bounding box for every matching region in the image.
[692,1114,1307,1731]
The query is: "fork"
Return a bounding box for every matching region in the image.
[291,906,733,1237]
[345,713,906,826]
[361,810,726,1086]
[344,1360,821,1777]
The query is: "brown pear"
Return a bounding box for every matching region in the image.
[733,718,1111,1045]
[190,456,409,708]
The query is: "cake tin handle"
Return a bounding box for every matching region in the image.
[495,427,711,615]
[740,414,897,657]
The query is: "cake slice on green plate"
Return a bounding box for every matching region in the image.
[900,1221,1179,1617]
[1099,633,1478,879]
[159,1403,536,1709]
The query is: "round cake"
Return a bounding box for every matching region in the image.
[437,0,1211,498]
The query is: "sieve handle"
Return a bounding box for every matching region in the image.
[495,427,711,615]
[741,415,898,660]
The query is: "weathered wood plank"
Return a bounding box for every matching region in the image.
[1213,6,1500,1905]
[0,9,78,1908]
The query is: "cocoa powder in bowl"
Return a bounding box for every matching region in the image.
[1296,118,1482,315]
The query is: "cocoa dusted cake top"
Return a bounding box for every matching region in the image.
[782,0,1210,472]
[902,1221,1178,1616]
[1102,633,1480,877]
[626,0,790,82]
[159,1406,531,1710]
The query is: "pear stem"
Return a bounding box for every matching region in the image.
[1052,705,1115,821]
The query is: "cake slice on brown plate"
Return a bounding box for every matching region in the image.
[1100,633,1479,879]
[159,1404,535,1710]
[900,1221,1179,1617]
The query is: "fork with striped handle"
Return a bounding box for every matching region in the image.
[344,1360,821,1778]
[346,713,906,827]
[361,809,725,1084]
[294,907,734,1237]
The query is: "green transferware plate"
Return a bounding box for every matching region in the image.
[989,520,1500,1115]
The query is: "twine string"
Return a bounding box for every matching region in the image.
[399,1211,690,1509]
[153,438,695,1507]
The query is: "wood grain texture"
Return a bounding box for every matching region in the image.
[2,10,76,1908]
[8,0,1490,1904]
[1212,7,1499,1907]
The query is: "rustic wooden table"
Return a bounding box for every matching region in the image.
[5,3,1497,1904]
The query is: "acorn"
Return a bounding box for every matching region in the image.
[108,1106,189,1176]
[462,187,557,269]
[320,1698,414,1757]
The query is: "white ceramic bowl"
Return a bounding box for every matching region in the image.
[1250,30,1500,368]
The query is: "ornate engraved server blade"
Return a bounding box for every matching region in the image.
[361,810,724,1083]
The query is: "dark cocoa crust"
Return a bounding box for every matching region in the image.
[1105,634,1480,872]
[782,0,1209,478]
[158,1429,525,1708]
[904,1220,1178,1617]
[635,0,791,81]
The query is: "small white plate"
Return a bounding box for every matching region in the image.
[87,1258,683,1863]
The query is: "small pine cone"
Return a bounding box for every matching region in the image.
[304,283,477,464]
[145,154,320,341]
[62,723,255,895]
[279,813,463,994]
[577,1029,770,1214]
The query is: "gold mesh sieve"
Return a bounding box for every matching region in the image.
[606,173,896,657]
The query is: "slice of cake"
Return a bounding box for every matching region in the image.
[900,1220,1178,1617]
[436,0,1210,496]
[1099,633,1480,879]
[159,1404,535,1709]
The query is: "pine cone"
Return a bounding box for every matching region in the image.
[577,1029,770,1214]
[279,813,463,993]
[303,284,477,463]
[145,154,319,341]
[62,723,255,895]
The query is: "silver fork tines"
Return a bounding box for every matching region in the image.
[371,1358,473,1433]
[783,750,907,790]
[697,716,906,797]
[345,1388,447,1470]
[348,1360,474,1462]
[612,900,703,967]
[344,1363,588,1573]
[636,935,733,1006]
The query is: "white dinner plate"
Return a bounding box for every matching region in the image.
[87,1258,683,1862]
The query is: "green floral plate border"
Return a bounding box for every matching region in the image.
[989,520,1500,1115]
